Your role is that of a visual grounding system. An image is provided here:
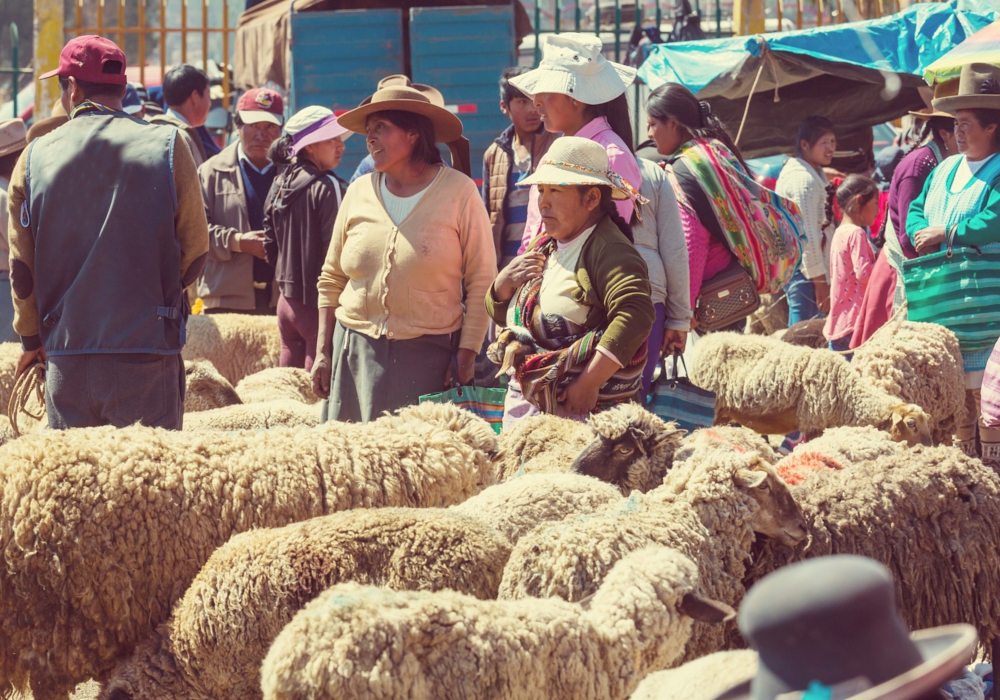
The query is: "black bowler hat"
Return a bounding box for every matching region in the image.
[714,556,976,700]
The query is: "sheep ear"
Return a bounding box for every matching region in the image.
[735,469,768,489]
[496,343,521,378]
[679,593,736,623]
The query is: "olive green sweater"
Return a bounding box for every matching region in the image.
[486,216,654,364]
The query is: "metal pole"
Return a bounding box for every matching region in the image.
[11,23,18,117]
[139,0,146,87]
[655,0,661,34]
[575,0,581,32]
[222,0,230,110]
[595,0,600,35]
[555,0,560,34]
[716,0,722,36]
[614,0,620,61]
[534,0,540,65]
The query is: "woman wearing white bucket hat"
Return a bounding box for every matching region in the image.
[510,33,642,254]
[261,106,350,371]
[487,136,653,425]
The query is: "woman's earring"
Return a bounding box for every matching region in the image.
[572,100,578,106]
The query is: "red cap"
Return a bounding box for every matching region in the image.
[236,88,285,126]
[39,35,127,85]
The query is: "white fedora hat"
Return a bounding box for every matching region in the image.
[510,33,636,106]
[519,136,645,203]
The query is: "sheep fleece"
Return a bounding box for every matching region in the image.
[183,314,281,386]
[260,547,705,700]
[0,414,493,698]
[101,509,512,700]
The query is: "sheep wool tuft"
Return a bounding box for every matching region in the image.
[0,342,24,415]
[629,649,759,700]
[183,360,242,413]
[851,321,966,444]
[450,473,624,545]
[493,413,594,482]
[747,445,1000,661]
[235,367,319,405]
[0,403,495,700]
[183,400,321,431]
[100,509,512,700]
[183,314,281,386]
[259,546,733,700]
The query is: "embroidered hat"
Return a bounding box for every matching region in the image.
[39,35,128,86]
[509,33,636,106]
[518,136,646,206]
[711,556,977,700]
[337,85,463,143]
[0,119,27,159]
[933,63,1000,114]
[237,88,284,126]
[284,105,351,155]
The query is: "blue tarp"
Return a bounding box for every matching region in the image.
[638,0,998,96]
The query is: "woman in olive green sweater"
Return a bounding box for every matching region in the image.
[486,136,653,428]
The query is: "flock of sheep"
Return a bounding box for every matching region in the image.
[0,312,995,700]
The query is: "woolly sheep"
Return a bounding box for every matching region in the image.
[182,313,281,386]
[183,360,242,413]
[774,426,902,484]
[0,403,495,700]
[747,444,1000,661]
[499,426,807,663]
[690,332,933,446]
[776,318,826,348]
[450,473,624,544]
[100,509,512,700]
[235,367,319,405]
[745,292,788,336]
[259,546,735,700]
[183,399,321,430]
[0,342,22,413]
[495,404,685,494]
[629,649,759,700]
[851,321,966,445]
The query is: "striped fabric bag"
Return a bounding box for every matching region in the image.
[419,384,506,434]
[903,234,1000,354]
[646,353,715,434]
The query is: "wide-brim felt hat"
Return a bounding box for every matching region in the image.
[337,85,463,143]
[509,32,636,105]
[909,78,959,119]
[519,136,630,199]
[711,556,978,700]
[933,62,1000,114]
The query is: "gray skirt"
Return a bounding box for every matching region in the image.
[320,322,454,424]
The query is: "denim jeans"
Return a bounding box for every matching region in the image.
[785,270,821,327]
[829,335,852,354]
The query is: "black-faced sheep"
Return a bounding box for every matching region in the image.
[494,404,684,494]
[182,313,281,386]
[259,547,734,700]
[747,442,1000,662]
[690,331,933,446]
[99,509,512,700]
[183,360,242,413]
[499,426,807,663]
[0,404,495,700]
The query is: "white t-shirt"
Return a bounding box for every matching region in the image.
[380,168,444,225]
[952,155,992,191]
[538,225,597,326]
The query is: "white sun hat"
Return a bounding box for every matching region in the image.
[519,136,647,205]
[509,33,636,106]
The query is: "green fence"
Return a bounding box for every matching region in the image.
[1,24,32,118]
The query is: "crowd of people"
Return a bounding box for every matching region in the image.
[3,32,1000,457]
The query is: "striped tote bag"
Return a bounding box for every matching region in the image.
[646,353,715,433]
[419,384,506,434]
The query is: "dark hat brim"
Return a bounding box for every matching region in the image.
[337,96,462,143]
[711,625,977,700]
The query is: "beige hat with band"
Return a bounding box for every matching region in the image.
[510,33,636,105]
[0,119,27,159]
[337,85,462,143]
[933,62,1000,114]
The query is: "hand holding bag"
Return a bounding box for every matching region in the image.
[418,357,506,434]
[646,352,715,433]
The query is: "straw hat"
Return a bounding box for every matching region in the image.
[337,85,463,143]
[713,556,977,700]
[0,119,27,158]
[908,78,959,119]
[933,62,1000,114]
[509,33,636,106]
[519,136,643,203]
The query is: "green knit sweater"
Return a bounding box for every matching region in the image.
[485,215,654,364]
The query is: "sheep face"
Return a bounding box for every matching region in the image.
[570,429,647,492]
[487,328,539,378]
[737,462,808,547]
[889,404,933,447]
[184,360,242,413]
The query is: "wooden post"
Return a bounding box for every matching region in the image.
[733,0,766,35]
[34,0,65,119]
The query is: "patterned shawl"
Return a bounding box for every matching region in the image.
[510,235,647,414]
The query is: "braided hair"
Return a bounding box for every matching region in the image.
[596,186,634,242]
[646,83,750,172]
[903,115,956,156]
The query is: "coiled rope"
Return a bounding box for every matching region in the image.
[8,359,46,438]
